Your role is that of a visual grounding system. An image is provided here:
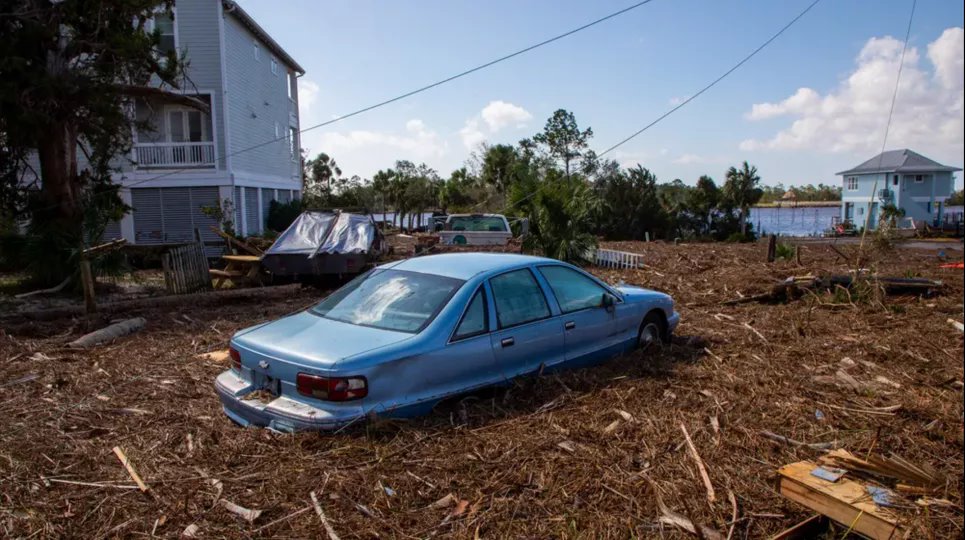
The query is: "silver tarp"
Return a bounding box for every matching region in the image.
[317,212,376,254]
[265,211,377,256]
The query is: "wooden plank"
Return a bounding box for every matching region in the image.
[778,461,902,540]
[222,255,262,263]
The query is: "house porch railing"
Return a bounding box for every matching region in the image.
[134,142,216,169]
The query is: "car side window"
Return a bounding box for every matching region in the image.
[538,265,609,313]
[453,288,488,340]
[490,269,550,329]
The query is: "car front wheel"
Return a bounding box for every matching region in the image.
[637,312,668,351]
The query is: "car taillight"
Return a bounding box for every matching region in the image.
[296,373,368,401]
[229,347,241,371]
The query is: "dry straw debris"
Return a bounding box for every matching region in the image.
[0,240,961,537]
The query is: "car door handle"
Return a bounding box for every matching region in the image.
[500,337,515,348]
[564,321,576,330]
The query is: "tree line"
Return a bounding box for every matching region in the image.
[757,183,842,204]
[299,109,767,262]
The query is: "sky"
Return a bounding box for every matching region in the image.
[237,0,965,190]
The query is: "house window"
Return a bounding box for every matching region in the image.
[914,175,925,183]
[846,177,858,191]
[154,11,176,55]
[893,175,898,186]
[166,108,207,142]
[289,127,297,161]
[270,58,278,75]
[287,72,295,100]
[253,41,260,61]
[927,202,932,213]
[274,122,281,139]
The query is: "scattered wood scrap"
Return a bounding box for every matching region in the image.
[760,430,838,451]
[777,460,903,540]
[82,238,127,257]
[196,349,230,363]
[680,423,716,503]
[724,274,944,304]
[819,449,942,489]
[68,318,146,348]
[112,446,149,493]
[643,476,724,540]
[14,277,71,299]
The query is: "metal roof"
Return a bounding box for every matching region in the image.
[836,149,961,175]
[222,1,305,74]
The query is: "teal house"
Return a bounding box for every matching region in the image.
[837,149,960,229]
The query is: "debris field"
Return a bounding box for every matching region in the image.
[0,240,962,538]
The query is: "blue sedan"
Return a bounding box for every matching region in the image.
[215,253,680,432]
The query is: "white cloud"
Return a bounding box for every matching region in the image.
[459,100,532,149]
[459,118,486,150]
[313,118,448,161]
[673,153,705,165]
[298,79,320,113]
[480,100,532,131]
[741,27,964,157]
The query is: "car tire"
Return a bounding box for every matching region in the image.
[636,312,668,351]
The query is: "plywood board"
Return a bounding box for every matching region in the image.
[778,461,904,540]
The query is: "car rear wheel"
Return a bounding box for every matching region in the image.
[637,312,667,351]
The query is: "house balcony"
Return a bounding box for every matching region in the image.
[134,141,216,169]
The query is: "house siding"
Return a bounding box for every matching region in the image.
[223,13,301,186]
[841,169,957,227]
[176,0,228,171]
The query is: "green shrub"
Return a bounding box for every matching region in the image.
[775,242,795,261]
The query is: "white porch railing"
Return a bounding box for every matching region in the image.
[134,142,215,168]
[587,248,645,269]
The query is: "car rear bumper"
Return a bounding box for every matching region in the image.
[214,370,363,433]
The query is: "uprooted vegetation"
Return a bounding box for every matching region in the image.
[0,240,962,538]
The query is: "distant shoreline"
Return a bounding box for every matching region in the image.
[753,201,839,208]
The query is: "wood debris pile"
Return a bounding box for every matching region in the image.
[0,240,961,537]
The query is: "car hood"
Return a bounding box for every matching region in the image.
[232,311,413,368]
[615,284,672,303]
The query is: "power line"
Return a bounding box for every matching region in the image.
[499,0,823,215]
[597,0,823,158]
[100,0,661,193]
[856,0,917,262]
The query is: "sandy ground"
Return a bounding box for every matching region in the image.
[0,240,962,538]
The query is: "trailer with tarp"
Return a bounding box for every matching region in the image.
[260,211,385,280]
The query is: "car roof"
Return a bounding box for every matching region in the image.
[387,253,557,280]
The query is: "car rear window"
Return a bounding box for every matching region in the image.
[448,216,507,232]
[311,269,463,333]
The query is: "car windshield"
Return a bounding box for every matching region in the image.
[310,269,463,333]
[448,216,507,232]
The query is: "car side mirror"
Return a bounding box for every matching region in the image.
[602,293,615,313]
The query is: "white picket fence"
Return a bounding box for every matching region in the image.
[588,248,644,269]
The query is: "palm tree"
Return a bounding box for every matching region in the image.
[307,153,341,202]
[723,161,763,236]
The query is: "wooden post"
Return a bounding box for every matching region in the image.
[79,257,96,313]
[795,245,802,265]
[766,234,777,263]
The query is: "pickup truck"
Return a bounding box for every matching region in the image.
[437,214,513,246]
